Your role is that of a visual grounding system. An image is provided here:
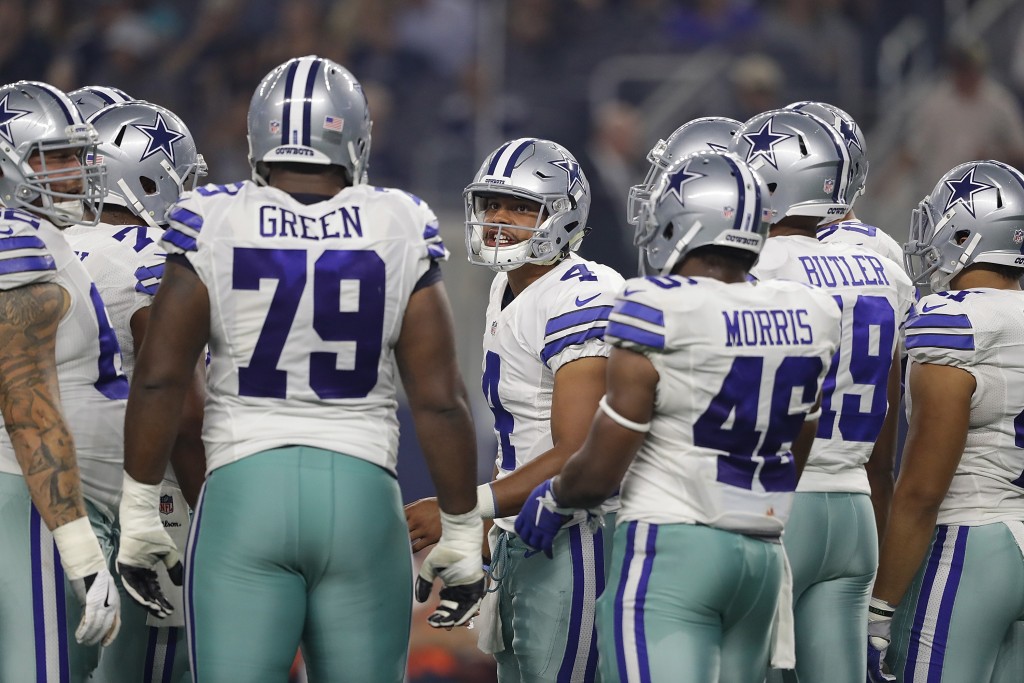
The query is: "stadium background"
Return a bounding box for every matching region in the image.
[7,0,1024,680]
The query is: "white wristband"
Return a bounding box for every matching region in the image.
[476,483,497,519]
[119,471,165,537]
[804,406,822,422]
[599,395,651,433]
[439,507,484,553]
[52,516,106,580]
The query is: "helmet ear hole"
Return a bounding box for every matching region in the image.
[662,221,675,240]
[954,229,971,245]
[113,125,127,147]
[140,176,157,195]
[796,134,809,156]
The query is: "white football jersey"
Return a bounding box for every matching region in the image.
[607,276,841,536]
[817,220,906,270]
[163,182,447,475]
[482,254,623,532]
[751,235,915,493]
[0,208,129,518]
[906,289,1024,525]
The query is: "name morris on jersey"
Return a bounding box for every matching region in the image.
[259,204,364,240]
[723,307,814,347]
[798,253,891,288]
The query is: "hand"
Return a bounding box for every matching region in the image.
[70,568,121,646]
[405,497,442,554]
[867,597,896,682]
[415,509,485,629]
[118,472,183,619]
[513,479,573,558]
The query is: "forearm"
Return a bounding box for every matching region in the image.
[489,444,578,517]
[168,360,207,507]
[124,379,190,485]
[554,413,644,509]
[412,396,478,515]
[873,495,939,605]
[10,422,87,529]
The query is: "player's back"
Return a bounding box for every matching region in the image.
[0,208,128,517]
[817,219,905,269]
[752,235,914,494]
[162,181,447,475]
[906,289,1024,525]
[606,275,841,536]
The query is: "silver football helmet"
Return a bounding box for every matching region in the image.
[248,55,371,186]
[906,160,1024,291]
[88,101,208,228]
[0,81,106,226]
[731,109,851,225]
[68,85,133,120]
[636,151,771,275]
[464,138,591,271]
[627,116,740,226]
[786,101,868,207]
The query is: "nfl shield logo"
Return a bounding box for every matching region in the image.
[823,178,834,194]
[269,120,281,135]
[1014,229,1024,244]
[159,494,174,515]
[490,320,498,336]
[723,206,735,220]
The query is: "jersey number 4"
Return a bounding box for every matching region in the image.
[233,247,385,399]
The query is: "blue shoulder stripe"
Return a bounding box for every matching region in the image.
[0,235,46,253]
[545,305,612,336]
[134,263,164,295]
[0,254,55,275]
[612,299,664,326]
[426,243,447,260]
[606,320,665,350]
[168,206,204,232]
[905,313,972,330]
[905,333,974,351]
[540,326,606,363]
[162,228,197,252]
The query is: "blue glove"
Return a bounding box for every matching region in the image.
[514,479,573,558]
[867,597,896,682]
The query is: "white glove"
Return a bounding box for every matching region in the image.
[867,597,896,682]
[116,472,183,619]
[52,516,120,646]
[415,507,486,629]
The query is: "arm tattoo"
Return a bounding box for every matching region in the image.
[0,283,85,528]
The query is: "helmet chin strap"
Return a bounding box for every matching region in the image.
[115,178,161,229]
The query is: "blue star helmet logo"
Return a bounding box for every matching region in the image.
[943,166,994,218]
[661,158,706,206]
[837,118,862,153]
[741,117,793,170]
[549,156,585,197]
[0,94,30,146]
[132,112,186,166]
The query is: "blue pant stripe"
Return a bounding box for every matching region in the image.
[163,628,179,683]
[926,527,969,683]
[144,627,159,682]
[905,526,947,678]
[614,522,638,681]
[634,525,657,683]
[51,542,69,683]
[31,507,46,683]
[557,525,586,683]
[186,485,207,682]
[584,527,605,682]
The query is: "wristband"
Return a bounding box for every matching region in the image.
[599,395,651,433]
[476,483,497,519]
[868,597,896,620]
[52,516,106,580]
[804,406,822,422]
[120,471,165,536]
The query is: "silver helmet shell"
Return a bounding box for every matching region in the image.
[906,160,1024,292]
[0,81,107,226]
[247,55,372,186]
[627,116,740,226]
[464,138,591,271]
[786,101,868,209]
[88,101,208,228]
[636,151,772,276]
[68,85,133,120]
[731,109,851,226]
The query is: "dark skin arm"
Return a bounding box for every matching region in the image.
[0,283,89,529]
[872,362,972,606]
[129,306,207,508]
[865,348,902,545]
[554,347,657,509]
[395,281,478,517]
[124,261,210,485]
[405,355,607,553]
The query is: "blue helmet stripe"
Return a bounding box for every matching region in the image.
[280,60,300,145]
[811,114,849,203]
[988,160,1024,194]
[720,153,748,232]
[37,84,77,125]
[502,138,536,177]
[301,59,321,147]
[485,141,512,176]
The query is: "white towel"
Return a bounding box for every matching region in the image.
[146,484,189,628]
[476,525,505,654]
[770,545,796,669]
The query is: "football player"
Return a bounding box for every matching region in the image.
[731,109,915,683]
[406,137,623,681]
[514,150,842,681]
[114,56,485,681]
[65,99,208,683]
[869,160,1024,682]
[0,80,121,681]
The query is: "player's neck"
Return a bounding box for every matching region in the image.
[950,267,1023,291]
[826,209,857,226]
[770,216,820,238]
[675,260,747,284]
[506,262,553,296]
[269,169,348,197]
[101,206,146,226]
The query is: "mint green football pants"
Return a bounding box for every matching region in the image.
[183,447,413,682]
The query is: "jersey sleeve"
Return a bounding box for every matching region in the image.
[79,245,154,333]
[0,215,58,290]
[163,191,206,258]
[538,264,620,372]
[606,277,672,354]
[904,295,976,368]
